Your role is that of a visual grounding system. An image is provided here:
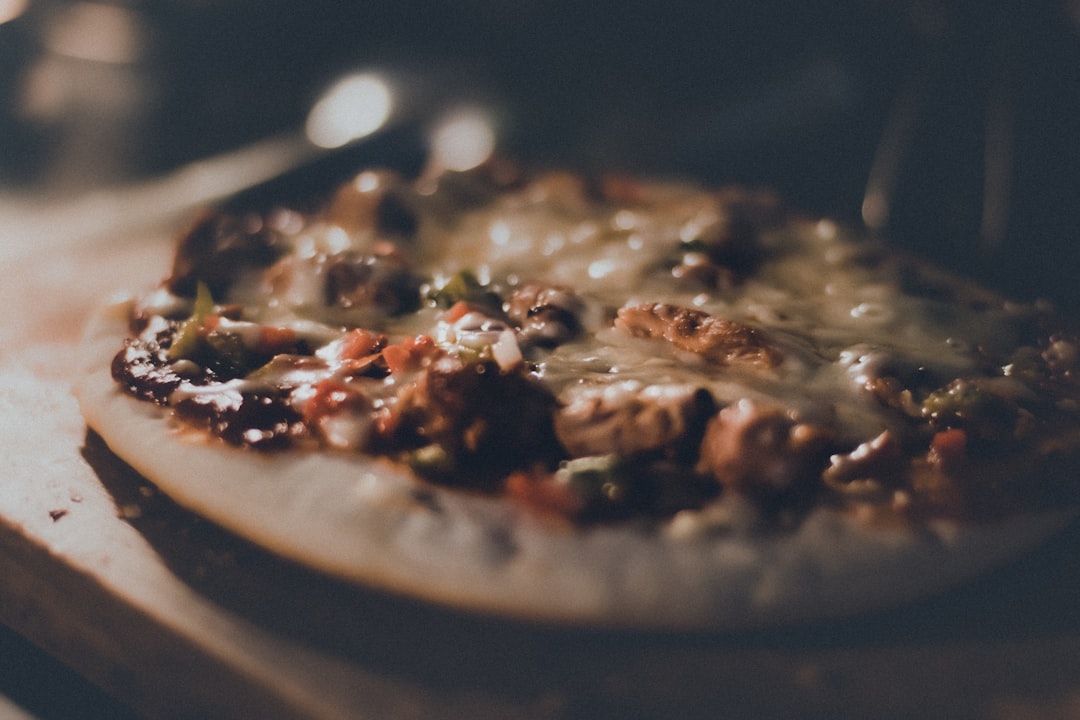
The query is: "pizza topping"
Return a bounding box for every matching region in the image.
[923,378,1011,430]
[168,210,286,299]
[928,427,969,474]
[436,304,523,371]
[696,400,835,505]
[822,430,905,490]
[663,195,770,290]
[614,303,782,368]
[426,269,504,316]
[504,468,586,519]
[169,312,307,380]
[380,335,439,374]
[106,163,1080,527]
[166,282,216,360]
[504,282,586,349]
[387,356,562,489]
[554,381,715,460]
[839,345,933,413]
[172,384,304,450]
[552,455,718,521]
[324,169,420,240]
[1042,334,1080,381]
[302,380,375,451]
[506,454,721,522]
[668,249,739,291]
[317,328,388,363]
[111,318,185,404]
[323,246,424,316]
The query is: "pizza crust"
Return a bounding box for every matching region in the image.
[76,296,1075,630]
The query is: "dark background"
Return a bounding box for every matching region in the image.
[1,0,1078,307]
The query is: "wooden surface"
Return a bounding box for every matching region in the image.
[3,218,1080,720]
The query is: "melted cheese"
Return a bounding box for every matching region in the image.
[146,171,1041,454]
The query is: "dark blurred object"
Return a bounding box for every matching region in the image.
[0,624,138,720]
[140,0,899,195]
[1,0,1077,309]
[0,1,42,184]
[864,0,1080,309]
[0,0,156,189]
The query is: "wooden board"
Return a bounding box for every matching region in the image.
[4,217,1080,720]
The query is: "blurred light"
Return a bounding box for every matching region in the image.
[0,0,28,25]
[429,108,496,172]
[305,73,393,149]
[588,258,616,279]
[42,2,145,64]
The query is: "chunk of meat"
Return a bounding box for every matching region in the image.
[387,356,563,489]
[615,303,781,368]
[839,345,937,414]
[324,169,419,239]
[324,246,424,316]
[697,400,834,502]
[555,381,715,462]
[668,250,739,291]
[681,191,775,277]
[168,210,285,298]
[505,282,585,348]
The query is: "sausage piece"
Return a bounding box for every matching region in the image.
[555,381,716,461]
[697,400,833,501]
[615,303,782,368]
[505,282,585,348]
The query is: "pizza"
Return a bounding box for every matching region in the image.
[75,160,1080,629]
